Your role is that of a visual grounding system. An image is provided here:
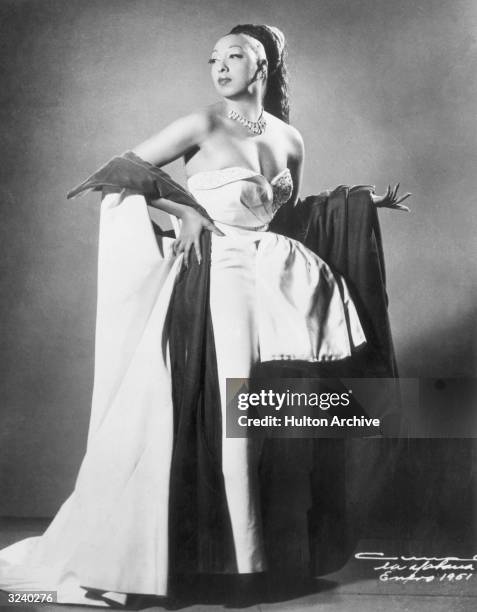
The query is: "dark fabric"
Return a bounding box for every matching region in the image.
[166,230,237,577]
[67,150,211,219]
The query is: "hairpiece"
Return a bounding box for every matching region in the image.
[263,26,285,59]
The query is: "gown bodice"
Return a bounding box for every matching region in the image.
[187,166,293,230]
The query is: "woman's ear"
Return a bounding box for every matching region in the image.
[258,59,268,79]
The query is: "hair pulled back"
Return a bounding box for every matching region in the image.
[229,24,290,124]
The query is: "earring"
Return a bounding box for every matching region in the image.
[259,60,267,79]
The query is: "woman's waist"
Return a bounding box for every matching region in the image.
[194,196,274,230]
[212,219,270,236]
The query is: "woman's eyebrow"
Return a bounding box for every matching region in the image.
[211,45,244,53]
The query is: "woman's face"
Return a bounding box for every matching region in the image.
[209,34,266,98]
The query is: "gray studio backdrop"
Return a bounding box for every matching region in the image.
[0,0,476,516]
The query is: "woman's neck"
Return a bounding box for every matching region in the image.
[224,97,263,121]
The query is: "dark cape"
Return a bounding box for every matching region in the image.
[68,152,400,581]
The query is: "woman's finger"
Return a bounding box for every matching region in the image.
[183,242,192,268]
[205,220,226,236]
[176,239,186,256]
[391,183,400,200]
[193,239,202,265]
[395,193,412,204]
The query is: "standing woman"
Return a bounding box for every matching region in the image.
[0,24,408,607]
[130,21,366,589]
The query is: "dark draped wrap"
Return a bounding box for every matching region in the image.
[68,153,400,581]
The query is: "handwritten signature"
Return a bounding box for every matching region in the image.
[355,552,477,583]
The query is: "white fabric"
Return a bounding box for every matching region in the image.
[188,166,292,230]
[0,191,181,605]
[0,171,366,606]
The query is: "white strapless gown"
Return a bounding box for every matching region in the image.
[0,167,365,606]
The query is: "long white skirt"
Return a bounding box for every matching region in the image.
[210,218,366,572]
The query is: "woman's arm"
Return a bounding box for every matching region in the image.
[132,111,224,264]
[282,125,410,213]
[287,126,305,207]
[132,112,209,167]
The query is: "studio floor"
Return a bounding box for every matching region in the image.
[0,518,475,612]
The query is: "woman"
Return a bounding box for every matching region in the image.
[0,24,409,608]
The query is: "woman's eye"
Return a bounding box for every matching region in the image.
[207,54,242,65]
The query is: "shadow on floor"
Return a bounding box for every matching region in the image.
[124,574,336,609]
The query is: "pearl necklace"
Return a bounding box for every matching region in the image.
[227,107,267,135]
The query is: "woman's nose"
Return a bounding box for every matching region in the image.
[218,60,229,72]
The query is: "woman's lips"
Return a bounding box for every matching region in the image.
[218,78,231,85]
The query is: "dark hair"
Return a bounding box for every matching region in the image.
[228,24,290,124]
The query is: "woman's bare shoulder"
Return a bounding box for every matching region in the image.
[285,123,304,159]
[169,107,214,137]
[265,112,304,157]
[152,106,219,141]
[178,103,228,136]
[132,107,217,165]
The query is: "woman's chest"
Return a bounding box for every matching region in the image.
[189,128,290,179]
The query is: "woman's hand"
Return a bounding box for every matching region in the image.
[371,184,412,211]
[172,208,225,265]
